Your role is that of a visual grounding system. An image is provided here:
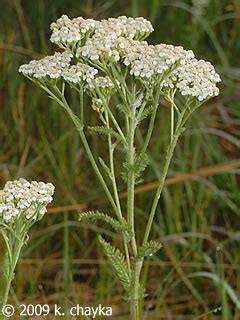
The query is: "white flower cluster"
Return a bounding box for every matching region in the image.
[105,16,154,39]
[76,16,154,62]
[19,15,221,102]
[162,58,221,101]
[19,52,72,80]
[62,63,98,84]
[50,14,96,46]
[0,178,54,222]
[117,39,195,78]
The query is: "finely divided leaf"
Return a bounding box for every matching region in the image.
[88,126,124,143]
[136,241,162,260]
[98,235,131,294]
[79,211,133,238]
[132,92,144,111]
[116,103,130,116]
[122,152,149,184]
[137,105,154,124]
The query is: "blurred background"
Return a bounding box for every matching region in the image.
[0,0,240,319]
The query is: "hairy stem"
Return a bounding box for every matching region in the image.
[79,88,84,121]
[104,110,131,273]
[141,87,161,154]
[131,260,143,320]
[143,110,186,244]
[46,86,122,221]
[79,127,122,221]
[127,110,137,256]
[126,87,140,320]
[1,238,23,311]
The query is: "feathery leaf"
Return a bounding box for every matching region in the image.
[137,105,154,124]
[88,126,124,143]
[122,152,149,184]
[136,241,162,260]
[79,211,133,238]
[98,235,131,294]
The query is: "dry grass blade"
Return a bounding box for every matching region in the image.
[129,158,240,196]
[48,159,240,214]
[0,42,41,57]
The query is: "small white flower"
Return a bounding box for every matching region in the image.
[0,178,55,223]
[0,204,7,213]
[39,207,47,215]
[3,213,12,222]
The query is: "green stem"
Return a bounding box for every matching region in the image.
[126,88,140,320]
[127,113,137,256]
[131,260,143,320]
[141,87,161,154]
[79,88,84,121]
[127,122,139,319]
[104,107,131,275]
[170,103,174,143]
[78,127,122,221]
[1,268,13,309]
[44,86,122,221]
[104,109,126,224]
[143,110,186,244]
[1,238,24,310]
[97,92,126,143]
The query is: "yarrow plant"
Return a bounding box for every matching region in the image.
[19,15,221,319]
[0,179,54,312]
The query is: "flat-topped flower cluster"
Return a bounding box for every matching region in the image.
[0,178,54,222]
[19,52,73,80]
[19,15,221,102]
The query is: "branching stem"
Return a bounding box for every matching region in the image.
[44,85,122,222]
[143,108,187,245]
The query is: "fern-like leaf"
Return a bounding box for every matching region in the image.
[98,235,131,294]
[122,152,149,184]
[79,211,133,238]
[136,241,162,260]
[134,152,149,182]
[132,92,144,111]
[137,105,154,124]
[116,103,130,116]
[88,126,124,144]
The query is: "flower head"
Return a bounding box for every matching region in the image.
[62,63,98,84]
[76,16,154,62]
[19,52,72,80]
[19,15,221,104]
[50,14,96,48]
[162,58,221,101]
[0,178,55,223]
[118,39,195,80]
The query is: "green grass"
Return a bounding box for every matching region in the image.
[0,0,240,318]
